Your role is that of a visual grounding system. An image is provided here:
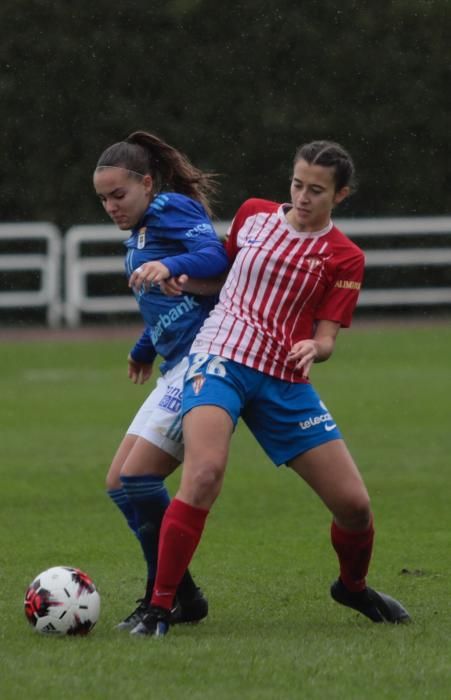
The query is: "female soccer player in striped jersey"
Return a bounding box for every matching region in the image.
[133,140,411,636]
[93,130,229,630]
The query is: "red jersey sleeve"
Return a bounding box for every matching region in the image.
[315,232,365,328]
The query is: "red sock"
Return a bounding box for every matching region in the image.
[331,519,374,592]
[150,498,209,611]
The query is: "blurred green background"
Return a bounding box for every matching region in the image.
[1,0,451,229]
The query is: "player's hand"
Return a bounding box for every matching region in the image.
[129,262,170,293]
[287,339,319,378]
[127,355,153,385]
[160,274,189,297]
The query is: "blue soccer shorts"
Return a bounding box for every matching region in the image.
[182,353,342,466]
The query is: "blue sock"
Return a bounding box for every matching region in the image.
[107,487,139,537]
[120,474,171,597]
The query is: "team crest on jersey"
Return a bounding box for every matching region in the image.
[137,227,146,249]
[191,373,206,395]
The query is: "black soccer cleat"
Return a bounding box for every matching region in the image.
[170,587,208,625]
[130,606,171,637]
[115,598,148,631]
[330,578,411,624]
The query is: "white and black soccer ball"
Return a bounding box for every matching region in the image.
[24,566,100,635]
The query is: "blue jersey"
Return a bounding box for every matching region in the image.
[124,192,229,374]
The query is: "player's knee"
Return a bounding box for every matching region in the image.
[336,492,372,530]
[181,456,226,507]
[105,468,121,491]
[197,463,224,491]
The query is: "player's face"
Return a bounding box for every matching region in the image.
[287,159,349,232]
[93,167,153,230]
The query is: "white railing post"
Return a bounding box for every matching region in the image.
[64,225,136,327]
[0,223,62,327]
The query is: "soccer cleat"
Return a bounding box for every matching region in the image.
[115,598,149,631]
[330,578,411,624]
[170,587,208,625]
[130,606,171,637]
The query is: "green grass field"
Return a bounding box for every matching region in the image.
[1,322,451,700]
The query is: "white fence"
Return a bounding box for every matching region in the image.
[64,226,133,327]
[0,223,62,326]
[1,218,451,327]
[334,217,451,308]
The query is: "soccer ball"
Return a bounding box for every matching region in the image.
[24,566,100,635]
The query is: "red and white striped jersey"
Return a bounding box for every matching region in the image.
[191,198,365,382]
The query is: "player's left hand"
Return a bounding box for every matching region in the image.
[287,339,319,377]
[160,274,188,296]
[127,355,153,384]
[129,262,170,292]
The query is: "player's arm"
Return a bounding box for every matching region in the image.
[128,328,157,385]
[129,240,229,292]
[287,320,341,377]
[161,202,250,296]
[161,241,229,279]
[159,224,231,296]
[160,271,228,297]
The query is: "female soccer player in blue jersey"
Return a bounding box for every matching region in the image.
[134,140,411,637]
[93,130,229,631]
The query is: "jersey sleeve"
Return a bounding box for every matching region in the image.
[129,327,158,364]
[162,243,229,278]
[315,247,365,327]
[151,193,229,278]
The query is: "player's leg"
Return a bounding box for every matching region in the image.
[107,431,202,624]
[120,436,208,626]
[104,383,168,553]
[153,404,232,599]
[105,433,158,629]
[132,404,234,637]
[245,377,410,624]
[105,373,171,540]
[289,441,410,623]
[117,358,209,629]
[106,433,140,536]
[132,354,243,636]
[288,439,374,589]
[289,438,371,530]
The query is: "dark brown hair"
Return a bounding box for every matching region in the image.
[96,131,217,216]
[294,141,356,192]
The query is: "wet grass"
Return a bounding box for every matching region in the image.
[1,323,451,699]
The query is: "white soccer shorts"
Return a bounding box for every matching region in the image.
[126,356,188,461]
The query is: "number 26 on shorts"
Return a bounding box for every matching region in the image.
[186,353,228,380]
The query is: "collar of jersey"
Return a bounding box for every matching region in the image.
[278,204,333,238]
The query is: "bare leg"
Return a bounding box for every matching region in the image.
[177,405,234,508]
[288,439,371,530]
[121,436,180,479]
[138,406,233,630]
[289,440,410,622]
[106,433,139,490]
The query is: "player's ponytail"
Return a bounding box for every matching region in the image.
[95,131,217,217]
